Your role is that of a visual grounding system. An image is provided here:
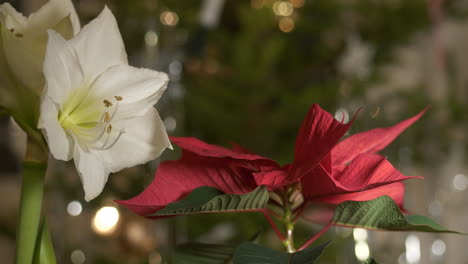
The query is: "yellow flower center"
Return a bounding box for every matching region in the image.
[58,87,124,150]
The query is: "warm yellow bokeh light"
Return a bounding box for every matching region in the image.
[279,17,295,33]
[160,11,179,26]
[273,1,294,16]
[289,0,304,8]
[92,206,120,235]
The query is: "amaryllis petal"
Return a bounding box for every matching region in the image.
[332,108,427,166]
[38,96,73,160]
[0,0,79,93]
[313,182,406,209]
[73,144,110,201]
[117,155,258,217]
[302,153,420,199]
[96,108,171,173]
[69,6,127,82]
[290,104,353,180]
[43,30,83,105]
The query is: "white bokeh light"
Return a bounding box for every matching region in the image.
[145,31,159,47]
[169,61,183,76]
[163,117,177,132]
[355,241,370,261]
[334,108,350,124]
[405,235,421,264]
[353,228,368,241]
[92,206,120,235]
[431,239,446,257]
[452,174,468,191]
[70,249,86,264]
[67,201,82,216]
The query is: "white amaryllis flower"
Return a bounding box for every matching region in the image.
[38,7,172,201]
[0,0,79,95]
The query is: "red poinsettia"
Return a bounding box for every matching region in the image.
[117,104,425,218]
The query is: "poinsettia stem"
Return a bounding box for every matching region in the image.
[281,189,296,253]
[15,137,49,264]
[297,222,332,251]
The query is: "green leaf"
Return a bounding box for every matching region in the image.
[232,241,331,264]
[332,196,462,233]
[33,221,56,264]
[151,186,269,216]
[363,258,379,264]
[173,242,237,264]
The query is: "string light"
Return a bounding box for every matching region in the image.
[92,206,120,235]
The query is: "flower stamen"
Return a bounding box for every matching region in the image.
[103,112,111,123]
[114,96,123,101]
[106,124,112,133]
[103,99,113,107]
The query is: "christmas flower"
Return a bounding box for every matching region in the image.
[38,7,171,201]
[0,0,79,138]
[118,104,425,216]
[0,0,79,94]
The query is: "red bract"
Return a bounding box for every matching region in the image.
[117,104,425,217]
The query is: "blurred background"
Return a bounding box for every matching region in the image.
[1,0,468,263]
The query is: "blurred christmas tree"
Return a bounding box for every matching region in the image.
[2,0,468,263]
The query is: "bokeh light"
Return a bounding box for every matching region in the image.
[163,116,177,132]
[92,206,120,235]
[431,239,446,257]
[70,249,86,264]
[452,173,468,191]
[353,228,368,241]
[405,235,421,264]
[160,11,179,26]
[67,201,82,216]
[289,0,304,8]
[273,1,294,17]
[355,241,370,261]
[279,17,295,33]
[145,31,159,47]
[334,108,350,124]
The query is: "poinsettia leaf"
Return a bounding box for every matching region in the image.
[172,242,236,264]
[150,185,269,216]
[232,241,331,264]
[363,258,379,264]
[332,196,462,233]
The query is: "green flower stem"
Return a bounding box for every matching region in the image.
[15,138,48,264]
[281,189,296,253]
